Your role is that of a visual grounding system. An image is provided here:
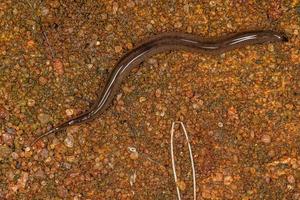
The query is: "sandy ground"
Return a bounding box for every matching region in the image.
[0,0,300,199]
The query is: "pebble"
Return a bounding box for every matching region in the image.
[105,24,113,31]
[37,113,51,124]
[261,134,271,144]
[202,189,211,198]
[39,76,48,85]
[101,13,107,20]
[17,172,29,189]
[127,1,135,8]
[64,135,74,148]
[148,58,158,65]
[65,109,74,116]
[23,147,31,153]
[49,0,60,8]
[187,26,192,33]
[27,99,35,107]
[6,128,15,134]
[213,172,223,182]
[129,151,139,160]
[224,175,233,185]
[27,40,35,48]
[0,146,12,159]
[66,125,79,134]
[11,152,19,159]
[268,44,274,52]
[126,42,133,49]
[217,122,224,128]
[174,21,183,28]
[228,106,239,120]
[288,175,296,184]
[112,2,119,15]
[34,169,45,179]
[139,97,146,103]
[58,186,68,198]
[293,193,300,200]
[0,106,8,119]
[40,148,49,159]
[53,59,64,75]
[183,4,190,13]
[2,133,14,146]
[114,46,123,53]
[155,89,161,98]
[176,180,186,191]
[40,6,49,16]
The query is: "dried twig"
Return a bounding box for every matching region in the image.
[170,122,181,200]
[170,121,197,200]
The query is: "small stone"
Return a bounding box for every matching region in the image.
[127,1,135,8]
[57,186,68,198]
[126,42,133,49]
[41,7,49,16]
[6,128,15,134]
[2,133,14,146]
[202,189,211,198]
[268,44,274,52]
[209,1,216,6]
[40,149,49,159]
[27,40,35,48]
[112,2,119,14]
[49,0,60,8]
[129,151,139,160]
[65,109,74,116]
[0,106,8,119]
[34,169,45,179]
[37,113,51,124]
[288,175,295,184]
[176,180,186,191]
[217,122,223,128]
[101,13,107,20]
[293,193,300,200]
[228,106,239,120]
[212,172,223,182]
[66,125,79,135]
[105,24,113,31]
[261,134,271,144]
[25,147,31,152]
[64,135,74,148]
[146,23,153,31]
[53,59,64,75]
[174,21,183,28]
[27,99,35,107]
[11,152,19,159]
[155,89,161,98]
[187,26,192,33]
[0,146,12,159]
[192,99,204,109]
[139,97,146,102]
[17,172,29,189]
[224,176,233,185]
[183,4,190,13]
[39,76,48,85]
[115,46,123,53]
[148,58,158,65]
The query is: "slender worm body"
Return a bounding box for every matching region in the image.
[30,30,288,146]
